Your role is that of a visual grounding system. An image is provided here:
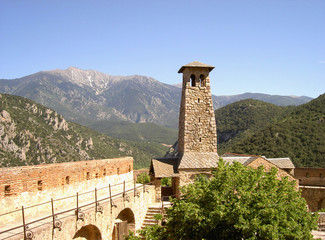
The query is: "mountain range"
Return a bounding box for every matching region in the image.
[0,89,323,169]
[0,67,313,128]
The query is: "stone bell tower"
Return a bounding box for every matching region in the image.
[178,61,217,154]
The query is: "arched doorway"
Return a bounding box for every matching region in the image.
[112,208,135,240]
[73,224,102,240]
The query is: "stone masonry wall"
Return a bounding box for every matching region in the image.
[176,169,212,198]
[178,67,217,154]
[294,168,325,212]
[294,168,325,186]
[0,157,134,227]
[2,184,156,240]
[300,187,325,212]
[246,157,297,183]
[0,157,133,198]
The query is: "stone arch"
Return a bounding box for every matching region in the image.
[199,74,206,87]
[73,224,102,240]
[190,74,196,87]
[112,208,135,240]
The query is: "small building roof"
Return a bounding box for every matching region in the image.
[221,153,260,165]
[150,158,179,178]
[178,61,215,73]
[267,158,295,169]
[221,153,295,170]
[222,156,259,166]
[178,152,219,169]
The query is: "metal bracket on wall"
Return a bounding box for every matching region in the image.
[22,206,34,240]
[96,203,103,214]
[53,215,62,231]
[76,208,85,221]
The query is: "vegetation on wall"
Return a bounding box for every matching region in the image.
[136,172,150,184]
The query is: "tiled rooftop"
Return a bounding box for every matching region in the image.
[151,158,179,178]
[178,152,219,169]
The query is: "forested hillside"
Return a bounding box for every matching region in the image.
[0,93,168,168]
[86,120,177,145]
[221,94,325,167]
[215,99,293,150]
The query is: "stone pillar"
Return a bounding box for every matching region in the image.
[174,177,181,199]
[153,178,162,202]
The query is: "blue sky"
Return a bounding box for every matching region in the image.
[1,0,324,98]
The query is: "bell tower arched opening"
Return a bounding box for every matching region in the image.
[190,74,196,87]
[199,74,206,87]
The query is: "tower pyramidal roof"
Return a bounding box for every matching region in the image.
[178,61,215,73]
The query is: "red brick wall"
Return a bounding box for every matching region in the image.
[0,157,133,198]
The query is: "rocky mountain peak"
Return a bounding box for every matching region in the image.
[45,67,112,90]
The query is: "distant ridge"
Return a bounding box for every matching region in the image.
[213,92,312,108]
[216,94,325,167]
[0,67,313,128]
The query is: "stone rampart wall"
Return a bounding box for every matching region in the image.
[300,186,325,212]
[295,168,325,186]
[0,157,134,227]
[2,184,156,240]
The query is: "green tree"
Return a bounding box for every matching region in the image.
[161,177,171,186]
[136,172,150,184]
[128,160,318,240]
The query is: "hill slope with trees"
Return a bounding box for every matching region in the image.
[220,94,325,167]
[215,99,293,150]
[86,120,177,145]
[0,93,168,168]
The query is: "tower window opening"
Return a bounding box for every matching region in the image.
[199,74,206,87]
[86,172,90,180]
[103,168,107,176]
[198,98,200,103]
[199,117,201,123]
[190,74,196,87]
[199,137,202,143]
